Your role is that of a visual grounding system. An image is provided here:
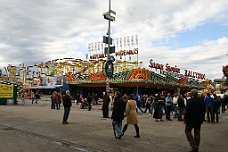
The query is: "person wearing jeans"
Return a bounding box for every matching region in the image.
[204,93,214,123]
[135,92,144,113]
[62,90,72,124]
[165,93,173,121]
[111,91,126,139]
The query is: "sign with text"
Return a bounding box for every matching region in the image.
[149,59,206,79]
[0,84,14,98]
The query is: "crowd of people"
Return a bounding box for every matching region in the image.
[18,89,228,152]
[109,90,227,152]
[18,91,40,105]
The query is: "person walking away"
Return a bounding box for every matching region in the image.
[141,95,146,108]
[172,93,178,118]
[135,92,144,113]
[153,92,164,122]
[213,94,221,123]
[111,91,126,139]
[102,92,111,118]
[87,92,92,111]
[184,89,205,152]
[144,94,152,114]
[204,93,214,123]
[177,94,185,121]
[122,94,140,138]
[165,93,173,121]
[31,92,35,104]
[35,92,39,104]
[62,90,72,124]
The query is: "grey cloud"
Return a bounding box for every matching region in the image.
[0,0,228,80]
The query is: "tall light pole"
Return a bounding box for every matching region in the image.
[103,0,116,93]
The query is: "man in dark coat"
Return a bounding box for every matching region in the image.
[62,90,72,124]
[102,92,111,118]
[184,89,206,152]
[87,92,92,111]
[111,91,126,139]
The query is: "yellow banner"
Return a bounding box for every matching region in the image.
[0,84,14,98]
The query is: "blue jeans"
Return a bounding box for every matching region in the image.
[63,106,71,123]
[113,120,123,137]
[22,98,25,105]
[150,104,156,114]
[173,104,178,118]
[31,98,34,104]
[54,101,58,109]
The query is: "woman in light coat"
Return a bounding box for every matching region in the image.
[122,94,140,138]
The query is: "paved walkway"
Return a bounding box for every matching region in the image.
[0,99,227,152]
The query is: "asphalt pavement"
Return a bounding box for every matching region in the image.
[0,98,227,152]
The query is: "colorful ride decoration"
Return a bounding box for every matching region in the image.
[223,65,228,85]
[128,68,150,80]
[66,67,205,89]
[223,65,228,77]
[202,78,213,95]
[89,72,106,81]
[4,57,206,90]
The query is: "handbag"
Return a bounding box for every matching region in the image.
[181,108,185,115]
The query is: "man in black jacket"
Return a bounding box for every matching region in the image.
[184,89,206,152]
[111,91,126,139]
[102,92,111,118]
[62,90,72,124]
[87,92,92,111]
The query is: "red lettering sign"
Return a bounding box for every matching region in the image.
[165,64,180,73]
[149,59,164,70]
[184,70,206,79]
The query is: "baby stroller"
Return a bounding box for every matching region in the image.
[79,100,88,109]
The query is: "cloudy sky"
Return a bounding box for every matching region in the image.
[0,0,228,80]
